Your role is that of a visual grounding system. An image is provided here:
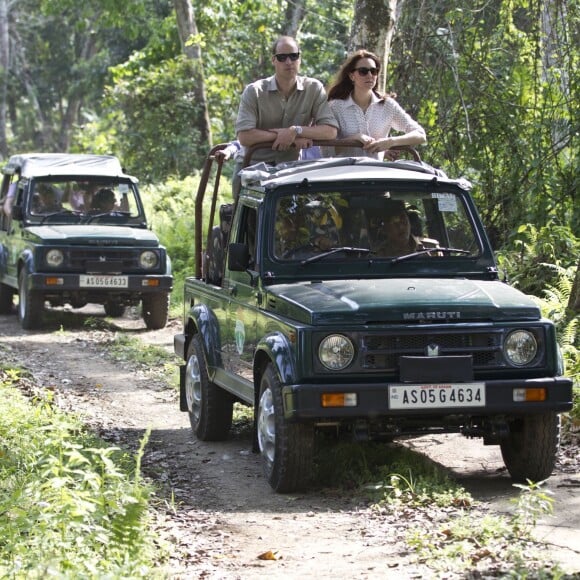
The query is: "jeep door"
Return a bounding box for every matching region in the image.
[224,205,259,390]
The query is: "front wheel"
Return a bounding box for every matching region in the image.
[18,269,43,329]
[184,335,233,441]
[500,413,560,483]
[257,364,314,493]
[142,292,169,329]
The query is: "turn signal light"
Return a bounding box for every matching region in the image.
[45,277,64,286]
[321,393,357,407]
[513,388,546,402]
[141,279,160,287]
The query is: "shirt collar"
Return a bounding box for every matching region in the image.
[267,75,304,92]
[345,92,384,107]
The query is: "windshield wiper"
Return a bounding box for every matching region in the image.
[388,247,471,265]
[300,246,371,265]
[39,209,82,224]
[84,211,131,224]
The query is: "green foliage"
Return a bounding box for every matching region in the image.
[392,0,579,247]
[511,480,554,536]
[527,265,579,381]
[140,177,198,280]
[496,223,579,296]
[406,481,560,576]
[314,439,471,509]
[0,369,162,577]
[139,170,233,310]
[369,446,472,508]
[196,0,354,141]
[103,56,208,181]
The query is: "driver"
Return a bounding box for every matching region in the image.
[372,200,437,256]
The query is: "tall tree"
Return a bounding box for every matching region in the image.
[283,0,307,37]
[173,0,211,147]
[350,0,400,93]
[0,0,9,157]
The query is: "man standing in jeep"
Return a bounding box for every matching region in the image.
[235,36,338,167]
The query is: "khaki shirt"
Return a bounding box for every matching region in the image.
[235,75,337,164]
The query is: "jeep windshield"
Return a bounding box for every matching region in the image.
[25,178,146,226]
[270,188,486,273]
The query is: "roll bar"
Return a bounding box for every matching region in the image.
[193,141,422,279]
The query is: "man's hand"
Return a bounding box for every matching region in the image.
[271,127,297,151]
[294,137,313,149]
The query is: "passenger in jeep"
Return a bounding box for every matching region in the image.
[91,188,117,212]
[372,200,437,256]
[32,184,62,214]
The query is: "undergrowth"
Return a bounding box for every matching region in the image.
[0,367,164,578]
[314,438,563,577]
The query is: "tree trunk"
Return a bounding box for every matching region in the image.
[349,0,400,94]
[283,0,306,37]
[0,0,9,157]
[58,28,98,152]
[173,0,212,148]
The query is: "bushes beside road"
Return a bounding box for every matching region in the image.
[0,366,162,578]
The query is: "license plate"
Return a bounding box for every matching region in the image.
[79,275,128,288]
[388,383,485,410]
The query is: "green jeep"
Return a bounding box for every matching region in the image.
[0,153,172,329]
[174,143,573,492]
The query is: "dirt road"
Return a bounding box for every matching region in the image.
[1,307,578,578]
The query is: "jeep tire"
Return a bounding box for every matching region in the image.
[185,335,233,440]
[257,364,314,493]
[18,269,43,329]
[142,292,169,330]
[500,412,560,483]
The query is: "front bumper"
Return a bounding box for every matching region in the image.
[29,272,173,294]
[282,376,573,421]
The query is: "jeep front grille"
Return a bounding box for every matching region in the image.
[42,249,156,273]
[361,329,503,371]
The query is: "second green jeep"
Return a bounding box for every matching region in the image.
[0,153,172,329]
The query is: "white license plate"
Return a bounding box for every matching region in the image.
[79,275,128,288]
[388,383,485,410]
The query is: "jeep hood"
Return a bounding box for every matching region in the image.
[265,278,540,324]
[24,225,160,247]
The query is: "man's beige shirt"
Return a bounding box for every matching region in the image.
[236,75,337,164]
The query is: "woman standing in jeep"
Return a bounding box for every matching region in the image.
[324,50,426,160]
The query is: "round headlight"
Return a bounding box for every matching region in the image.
[319,334,355,371]
[139,250,159,269]
[46,249,64,267]
[504,330,538,366]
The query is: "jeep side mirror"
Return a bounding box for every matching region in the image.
[228,242,250,271]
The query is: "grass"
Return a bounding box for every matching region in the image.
[405,481,561,577]
[312,437,564,577]
[99,331,181,390]
[0,365,165,578]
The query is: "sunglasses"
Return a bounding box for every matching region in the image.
[274,52,301,62]
[354,67,379,76]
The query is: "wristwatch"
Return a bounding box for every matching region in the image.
[292,125,303,136]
